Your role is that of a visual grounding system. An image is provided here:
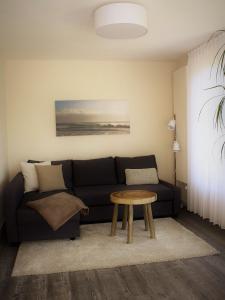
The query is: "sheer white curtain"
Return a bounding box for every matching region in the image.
[187,32,225,228]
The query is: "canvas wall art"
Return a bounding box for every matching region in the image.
[55,100,130,136]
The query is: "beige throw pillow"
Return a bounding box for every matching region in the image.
[27,192,88,231]
[20,161,51,193]
[35,164,66,192]
[125,168,159,185]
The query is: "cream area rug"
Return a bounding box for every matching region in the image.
[12,218,218,276]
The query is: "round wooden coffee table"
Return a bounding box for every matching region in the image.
[110,190,157,243]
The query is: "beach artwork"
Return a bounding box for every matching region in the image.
[55,100,130,136]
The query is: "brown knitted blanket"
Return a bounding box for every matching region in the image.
[27,192,88,231]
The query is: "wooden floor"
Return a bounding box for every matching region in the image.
[1,209,225,300]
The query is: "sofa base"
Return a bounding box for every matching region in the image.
[17,214,80,242]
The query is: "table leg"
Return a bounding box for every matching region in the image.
[143,204,149,231]
[127,205,133,243]
[122,205,128,230]
[111,204,118,236]
[147,204,155,239]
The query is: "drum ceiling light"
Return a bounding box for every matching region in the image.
[94,3,148,39]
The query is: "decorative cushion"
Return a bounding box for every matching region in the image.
[125,168,159,185]
[26,192,88,231]
[115,155,157,184]
[28,159,73,190]
[21,161,51,193]
[35,164,66,192]
[51,160,73,189]
[73,157,117,186]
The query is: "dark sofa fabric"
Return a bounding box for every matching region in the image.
[19,189,80,241]
[4,173,25,244]
[18,202,80,242]
[21,189,80,240]
[73,157,117,186]
[4,155,181,243]
[75,183,174,207]
[4,173,79,243]
[75,185,125,207]
[80,201,174,224]
[115,155,157,183]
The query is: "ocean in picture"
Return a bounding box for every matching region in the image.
[55,100,130,136]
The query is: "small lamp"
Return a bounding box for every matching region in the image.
[173,140,181,152]
[168,114,180,185]
[168,118,176,131]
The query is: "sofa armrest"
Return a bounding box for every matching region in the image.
[159,179,181,216]
[4,172,24,243]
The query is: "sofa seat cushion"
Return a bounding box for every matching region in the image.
[74,183,174,207]
[73,157,117,186]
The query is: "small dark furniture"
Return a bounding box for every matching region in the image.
[4,155,181,243]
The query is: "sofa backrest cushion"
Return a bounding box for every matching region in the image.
[115,155,157,184]
[73,157,117,186]
[28,159,73,190]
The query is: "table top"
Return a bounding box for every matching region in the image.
[111,190,157,205]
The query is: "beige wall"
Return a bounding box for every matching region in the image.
[5,60,176,182]
[173,66,187,183]
[175,55,188,70]
[0,61,8,227]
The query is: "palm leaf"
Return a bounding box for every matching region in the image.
[220,49,225,74]
[213,96,225,130]
[208,30,225,41]
[209,30,225,79]
[216,47,225,81]
[198,93,225,121]
[210,43,225,78]
[205,85,225,91]
[216,50,225,81]
[221,141,225,158]
[201,29,225,157]
[212,133,225,158]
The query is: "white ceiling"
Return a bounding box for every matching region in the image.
[0,0,225,60]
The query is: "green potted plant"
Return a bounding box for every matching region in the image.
[199,30,225,156]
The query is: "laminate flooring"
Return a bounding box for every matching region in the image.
[1,209,225,300]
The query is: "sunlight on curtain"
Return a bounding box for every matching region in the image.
[187,32,225,228]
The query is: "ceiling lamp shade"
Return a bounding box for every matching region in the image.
[94,3,148,39]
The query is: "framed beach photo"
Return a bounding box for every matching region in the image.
[55,100,130,136]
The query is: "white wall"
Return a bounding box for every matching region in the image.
[173,66,187,183]
[0,61,8,228]
[5,59,176,182]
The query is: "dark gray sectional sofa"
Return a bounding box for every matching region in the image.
[4,155,181,243]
